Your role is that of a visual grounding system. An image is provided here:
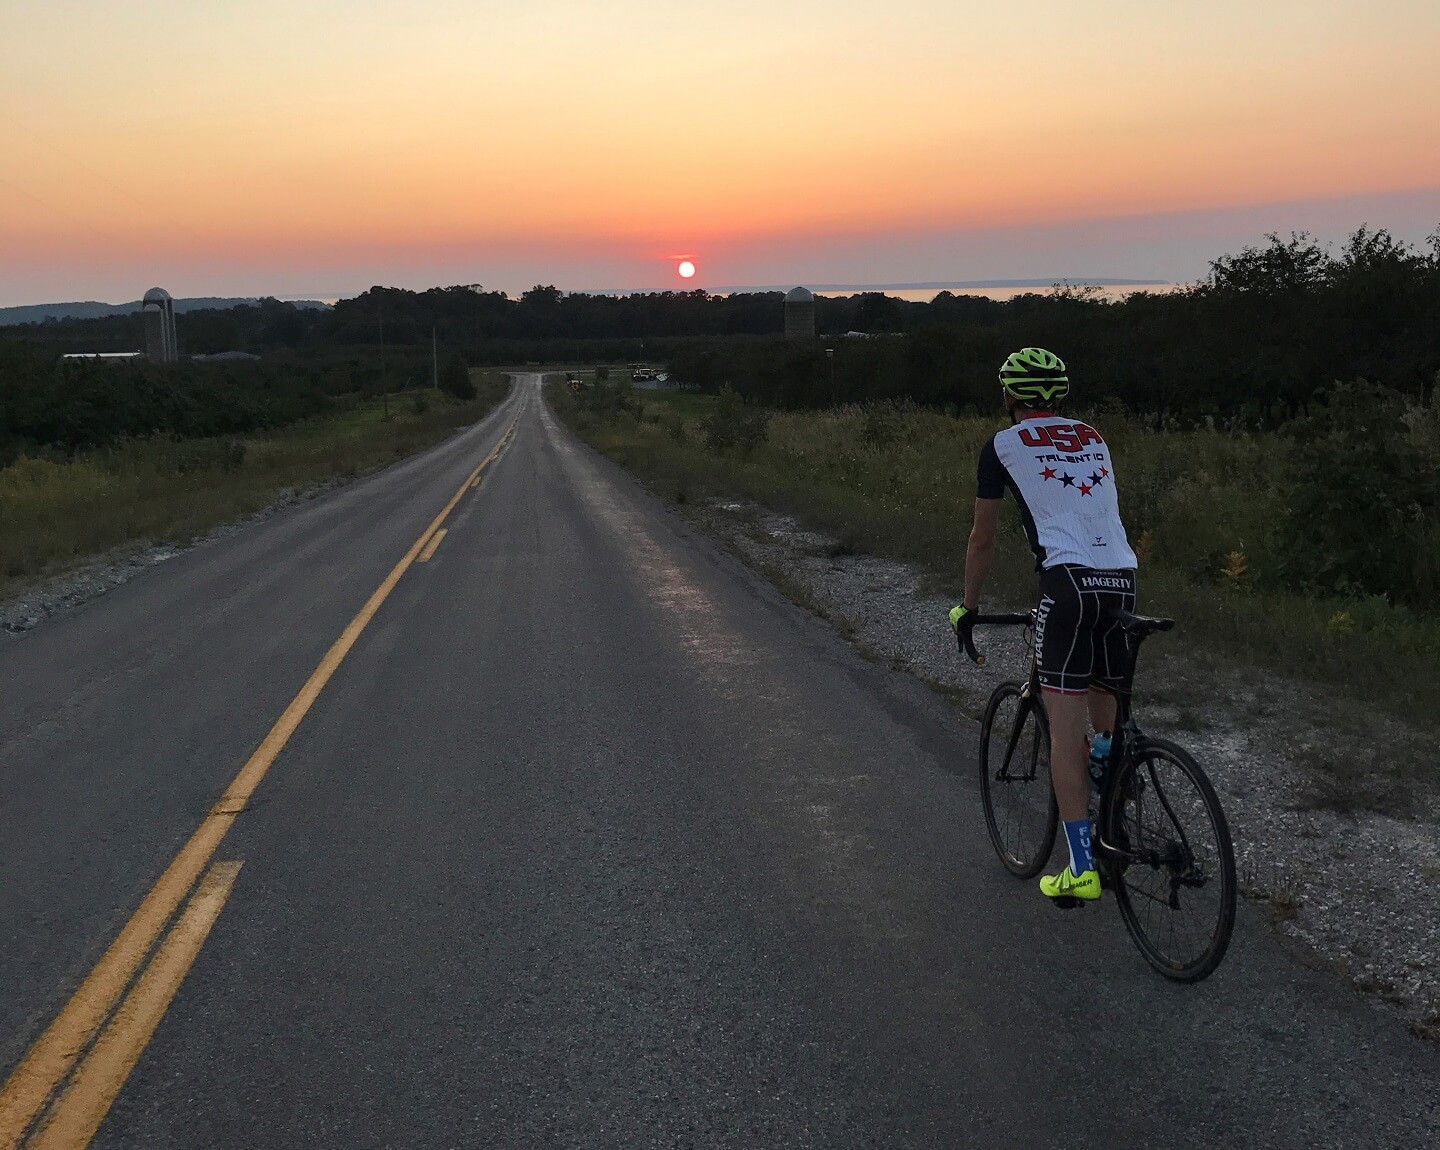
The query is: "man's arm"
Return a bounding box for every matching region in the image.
[963,497,1001,610]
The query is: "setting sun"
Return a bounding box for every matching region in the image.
[677,260,696,279]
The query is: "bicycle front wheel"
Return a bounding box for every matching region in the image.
[1105,738,1236,982]
[978,683,1058,878]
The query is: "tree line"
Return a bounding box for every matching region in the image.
[667,228,1440,422]
[7,286,794,359]
[0,338,481,461]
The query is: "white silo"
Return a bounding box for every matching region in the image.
[784,286,816,339]
[141,287,178,363]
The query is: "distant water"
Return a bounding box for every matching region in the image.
[563,282,1182,303]
[304,284,1182,306]
[812,283,1181,304]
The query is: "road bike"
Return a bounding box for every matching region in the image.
[957,609,1236,982]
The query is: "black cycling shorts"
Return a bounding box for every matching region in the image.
[1034,565,1137,695]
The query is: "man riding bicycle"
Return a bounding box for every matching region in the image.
[950,348,1138,903]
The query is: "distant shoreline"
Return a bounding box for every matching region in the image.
[716,278,1170,292]
[568,279,1178,299]
[2,280,1180,324]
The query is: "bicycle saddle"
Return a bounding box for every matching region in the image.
[1110,608,1174,634]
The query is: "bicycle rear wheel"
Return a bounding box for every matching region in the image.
[1105,738,1236,981]
[978,683,1058,878]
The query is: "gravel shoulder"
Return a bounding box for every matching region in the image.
[0,478,348,635]
[684,495,1440,1041]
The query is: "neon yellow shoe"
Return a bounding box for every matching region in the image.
[1040,866,1102,902]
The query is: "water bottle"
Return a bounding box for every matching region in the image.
[1088,732,1112,791]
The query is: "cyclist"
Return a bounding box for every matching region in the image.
[949,348,1138,903]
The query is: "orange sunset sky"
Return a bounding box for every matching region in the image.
[2,0,1438,305]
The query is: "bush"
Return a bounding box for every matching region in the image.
[860,400,911,448]
[1278,381,1438,604]
[439,353,476,400]
[702,386,770,454]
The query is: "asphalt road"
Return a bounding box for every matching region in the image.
[2,375,1436,1148]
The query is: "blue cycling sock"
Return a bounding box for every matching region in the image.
[1063,819,1094,875]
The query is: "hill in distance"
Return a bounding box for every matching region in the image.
[0,297,331,327]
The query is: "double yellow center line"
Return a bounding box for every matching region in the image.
[0,409,520,1149]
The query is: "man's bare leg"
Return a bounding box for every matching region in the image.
[1040,689,1104,895]
[1088,686,1118,738]
[1043,690,1090,823]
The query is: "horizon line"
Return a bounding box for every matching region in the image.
[709,277,1172,293]
[1,278,1177,313]
[566,277,1176,297]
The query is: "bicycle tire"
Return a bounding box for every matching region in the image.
[1104,737,1236,982]
[978,682,1058,878]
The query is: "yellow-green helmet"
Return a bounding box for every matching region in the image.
[999,347,1069,404]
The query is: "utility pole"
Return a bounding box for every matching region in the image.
[378,298,388,418]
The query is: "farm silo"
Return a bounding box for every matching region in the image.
[141,287,178,363]
[784,286,816,339]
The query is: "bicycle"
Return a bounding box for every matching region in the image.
[957,609,1237,982]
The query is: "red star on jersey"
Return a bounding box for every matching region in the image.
[1100,466,1110,478]
[1040,466,1057,481]
[1078,482,1094,496]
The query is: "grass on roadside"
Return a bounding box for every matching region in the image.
[551,382,1440,725]
[0,372,511,600]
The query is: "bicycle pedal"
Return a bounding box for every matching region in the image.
[1050,895,1085,910]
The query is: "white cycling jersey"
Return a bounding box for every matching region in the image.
[976,412,1138,571]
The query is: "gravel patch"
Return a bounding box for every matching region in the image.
[690,497,1440,1040]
